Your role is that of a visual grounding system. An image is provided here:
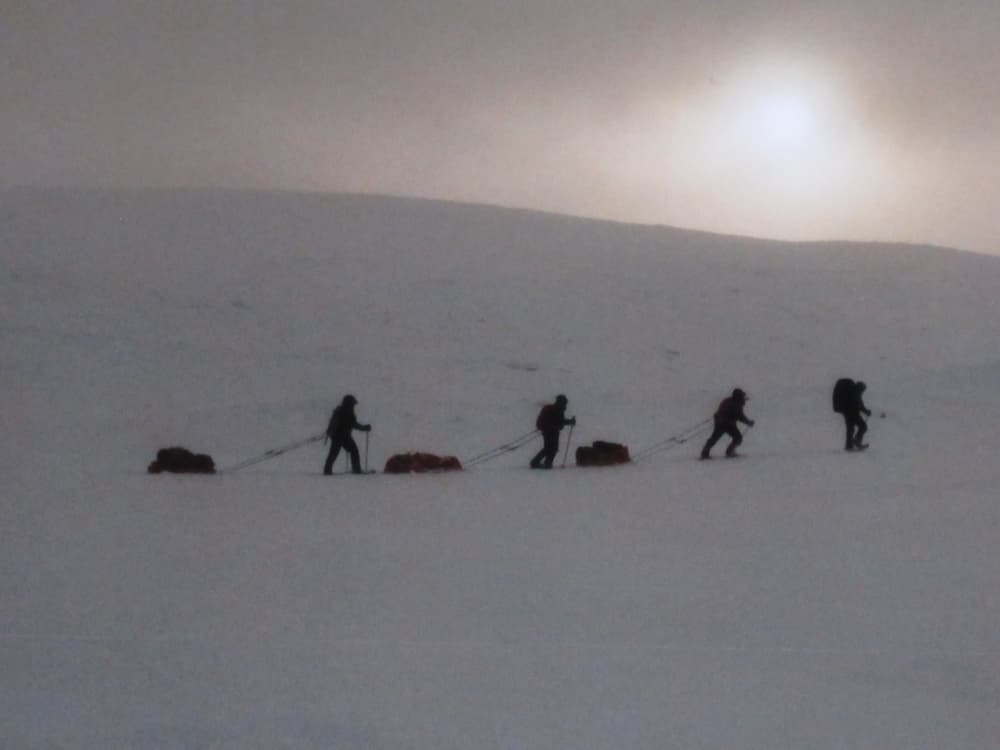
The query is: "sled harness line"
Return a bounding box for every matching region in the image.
[631,419,713,463]
[221,433,326,473]
[218,418,718,473]
[464,429,540,467]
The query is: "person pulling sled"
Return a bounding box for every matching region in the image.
[323,394,372,474]
[530,394,576,469]
[700,388,755,459]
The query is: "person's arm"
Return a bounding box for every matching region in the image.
[350,411,371,432]
[738,407,755,427]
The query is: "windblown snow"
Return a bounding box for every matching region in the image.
[2,188,999,749]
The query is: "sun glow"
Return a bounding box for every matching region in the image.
[706,65,849,179]
[751,91,819,151]
[602,58,893,238]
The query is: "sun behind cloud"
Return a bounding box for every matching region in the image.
[749,89,822,153]
[596,57,894,239]
[698,62,859,188]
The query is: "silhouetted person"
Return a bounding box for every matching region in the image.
[530,394,576,469]
[700,388,755,459]
[842,380,871,451]
[323,394,371,474]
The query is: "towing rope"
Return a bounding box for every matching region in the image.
[463,429,540,467]
[218,418,716,474]
[221,433,325,473]
[631,419,713,463]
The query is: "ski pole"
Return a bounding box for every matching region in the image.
[561,424,574,468]
[364,430,370,473]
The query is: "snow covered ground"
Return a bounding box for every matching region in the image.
[3,188,999,748]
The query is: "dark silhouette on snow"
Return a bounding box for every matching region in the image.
[575,440,630,467]
[384,452,462,474]
[148,446,215,474]
[323,394,371,474]
[530,394,576,469]
[833,379,871,451]
[700,388,755,459]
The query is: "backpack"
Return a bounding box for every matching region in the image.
[536,404,560,432]
[832,378,855,413]
[326,407,340,438]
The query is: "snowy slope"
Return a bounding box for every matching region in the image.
[2,188,999,749]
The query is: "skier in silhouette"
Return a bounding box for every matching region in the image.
[530,394,576,469]
[700,388,755,459]
[323,394,371,474]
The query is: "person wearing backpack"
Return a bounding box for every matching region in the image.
[530,394,576,469]
[833,379,871,451]
[700,388,755,459]
[323,394,372,474]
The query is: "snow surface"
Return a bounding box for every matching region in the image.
[3,188,999,748]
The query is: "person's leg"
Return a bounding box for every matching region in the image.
[530,446,546,468]
[854,416,868,448]
[542,431,559,468]
[701,424,724,459]
[844,414,857,450]
[724,425,743,457]
[530,432,553,468]
[323,442,341,474]
[344,436,362,473]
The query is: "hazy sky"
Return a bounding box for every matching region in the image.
[3,1,998,252]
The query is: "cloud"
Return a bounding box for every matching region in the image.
[2,1,998,250]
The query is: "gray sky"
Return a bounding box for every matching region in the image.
[3,1,998,252]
